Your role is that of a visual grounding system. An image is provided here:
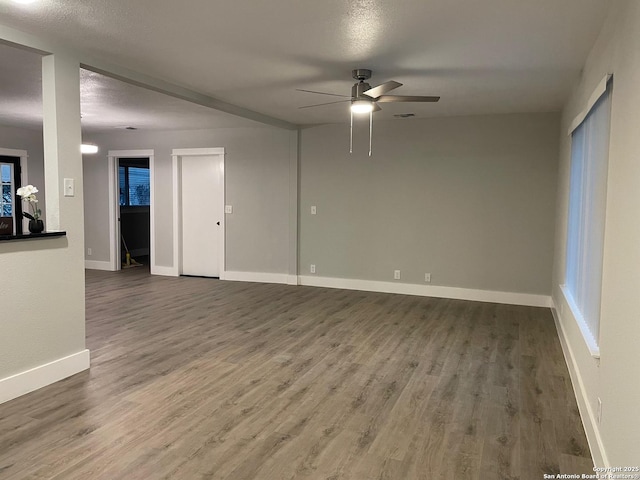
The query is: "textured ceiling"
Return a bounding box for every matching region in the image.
[0,0,611,129]
[79,70,261,132]
[0,44,260,132]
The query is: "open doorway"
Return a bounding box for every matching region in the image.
[108,149,155,272]
[119,157,150,267]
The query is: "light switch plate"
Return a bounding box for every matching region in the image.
[311,206,317,215]
[64,178,74,197]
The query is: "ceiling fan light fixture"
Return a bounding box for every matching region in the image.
[351,99,374,114]
[299,68,440,156]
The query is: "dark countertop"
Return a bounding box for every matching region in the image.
[0,231,67,242]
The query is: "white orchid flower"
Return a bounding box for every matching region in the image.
[17,185,38,198]
[16,185,42,221]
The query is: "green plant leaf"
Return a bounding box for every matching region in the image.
[23,212,35,220]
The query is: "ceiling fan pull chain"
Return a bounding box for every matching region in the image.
[350,109,354,154]
[369,110,373,157]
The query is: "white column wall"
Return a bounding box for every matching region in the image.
[0,50,89,403]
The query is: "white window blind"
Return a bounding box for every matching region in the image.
[564,78,612,354]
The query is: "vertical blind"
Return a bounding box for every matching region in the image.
[565,80,612,348]
[119,166,150,206]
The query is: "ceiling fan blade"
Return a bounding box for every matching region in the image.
[296,89,351,98]
[298,99,351,109]
[363,80,402,99]
[376,95,440,103]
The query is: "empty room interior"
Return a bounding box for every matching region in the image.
[1,0,639,478]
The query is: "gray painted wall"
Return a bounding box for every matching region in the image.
[82,152,110,261]
[552,0,640,465]
[300,112,559,295]
[83,126,296,274]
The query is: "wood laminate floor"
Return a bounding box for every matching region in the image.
[0,268,592,479]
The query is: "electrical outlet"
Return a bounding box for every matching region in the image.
[225,205,233,214]
[311,206,317,215]
[425,273,431,283]
[87,248,92,256]
[394,270,401,280]
[310,264,316,274]
[597,397,602,424]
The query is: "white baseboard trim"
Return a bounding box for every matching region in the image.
[224,271,289,285]
[151,265,178,277]
[84,260,114,271]
[0,349,90,405]
[298,275,551,307]
[551,300,608,467]
[287,275,299,286]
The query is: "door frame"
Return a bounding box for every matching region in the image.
[108,149,155,272]
[172,147,225,279]
[0,148,28,234]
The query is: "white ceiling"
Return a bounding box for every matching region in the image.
[0,0,611,130]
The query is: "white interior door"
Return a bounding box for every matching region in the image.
[181,154,223,277]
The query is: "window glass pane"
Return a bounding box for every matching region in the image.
[1,164,10,183]
[2,184,12,216]
[128,167,150,206]
[119,166,126,206]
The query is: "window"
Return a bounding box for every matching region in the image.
[1,164,12,216]
[564,78,612,354]
[0,156,23,235]
[119,159,150,206]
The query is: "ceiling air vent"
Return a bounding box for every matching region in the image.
[393,113,415,118]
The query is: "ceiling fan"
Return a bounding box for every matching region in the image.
[297,69,440,155]
[298,69,440,112]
